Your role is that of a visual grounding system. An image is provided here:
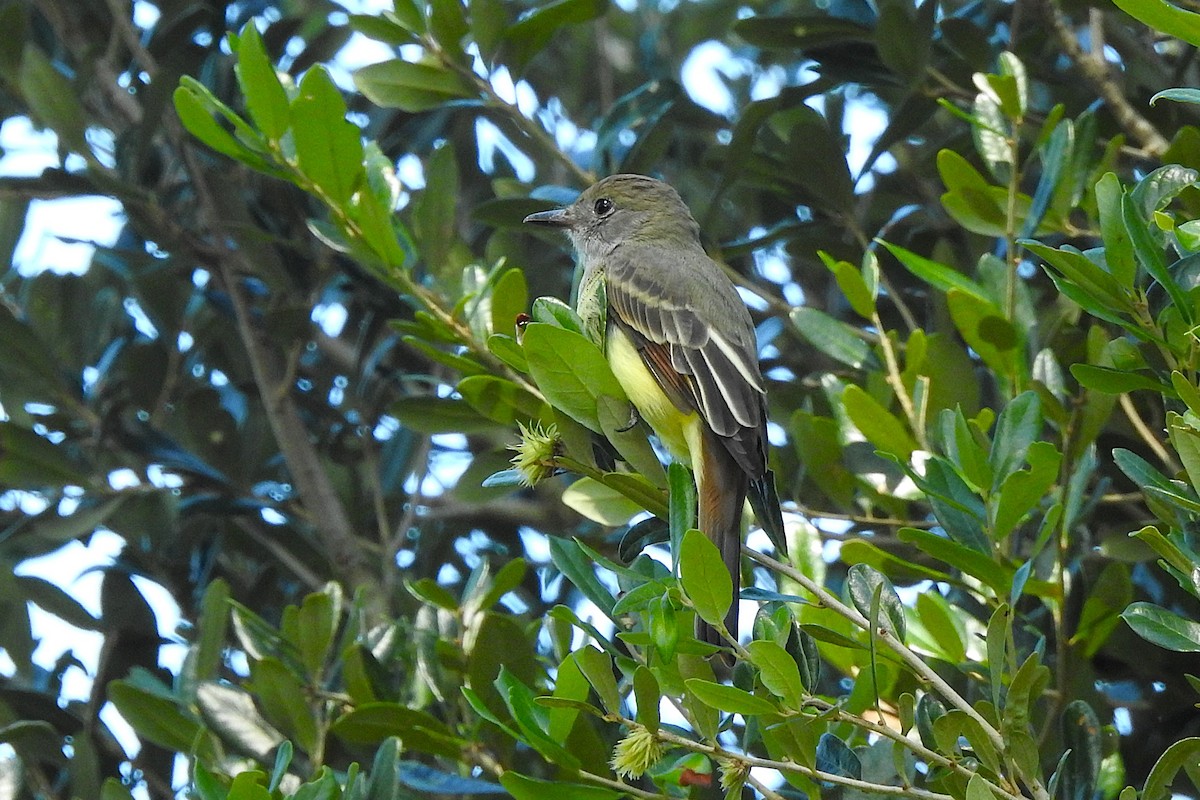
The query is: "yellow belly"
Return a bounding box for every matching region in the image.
[605,324,704,475]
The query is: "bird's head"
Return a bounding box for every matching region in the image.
[523,174,701,255]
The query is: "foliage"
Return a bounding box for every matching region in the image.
[3,0,1200,799]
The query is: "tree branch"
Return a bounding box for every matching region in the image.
[1038,0,1169,156]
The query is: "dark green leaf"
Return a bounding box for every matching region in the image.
[500,773,622,800]
[845,563,906,640]
[1122,602,1200,652]
[548,538,616,617]
[816,733,862,779]
[504,0,609,73]
[353,59,475,112]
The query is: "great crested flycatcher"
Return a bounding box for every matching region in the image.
[524,173,772,648]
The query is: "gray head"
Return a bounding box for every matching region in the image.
[523,174,702,255]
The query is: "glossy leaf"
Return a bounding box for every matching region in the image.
[523,322,626,432]
[846,563,906,640]
[678,529,732,629]
[746,640,806,710]
[1122,602,1200,652]
[684,678,778,715]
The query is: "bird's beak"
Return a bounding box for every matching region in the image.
[523,207,573,228]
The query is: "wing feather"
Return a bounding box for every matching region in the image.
[605,242,768,477]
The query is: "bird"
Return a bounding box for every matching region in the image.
[524,173,775,651]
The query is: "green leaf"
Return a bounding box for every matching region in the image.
[842,384,917,458]
[458,375,548,424]
[898,528,1010,597]
[100,779,136,800]
[1121,602,1200,652]
[292,67,364,205]
[947,288,1018,377]
[845,563,906,640]
[505,0,609,72]
[173,84,268,168]
[600,471,668,519]
[633,666,661,732]
[194,683,284,762]
[915,591,966,663]
[572,646,621,714]
[21,496,126,550]
[966,773,997,800]
[788,626,821,692]
[248,657,320,754]
[408,577,460,610]
[1095,172,1136,287]
[880,239,989,300]
[1130,164,1199,216]
[746,640,806,710]
[500,772,622,800]
[548,538,616,617]
[668,462,696,570]
[531,296,585,332]
[1123,193,1190,323]
[1003,651,1050,733]
[915,457,990,554]
[348,12,420,44]
[840,539,954,584]
[108,681,210,757]
[561,476,646,526]
[414,144,461,286]
[1070,364,1171,395]
[487,334,529,372]
[391,397,500,434]
[523,322,626,432]
[791,307,873,369]
[1153,87,1200,106]
[985,604,1011,709]
[684,678,779,715]
[678,529,732,629]
[992,440,1060,540]
[353,59,474,112]
[0,422,87,488]
[233,23,289,141]
[490,267,529,335]
[988,390,1040,490]
[18,45,87,154]
[816,733,862,779]
[495,667,581,768]
[192,579,230,682]
[823,253,876,318]
[428,0,470,51]
[296,588,338,679]
[1142,737,1200,800]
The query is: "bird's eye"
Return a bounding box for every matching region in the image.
[594,197,614,216]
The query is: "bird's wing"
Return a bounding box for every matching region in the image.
[606,242,767,476]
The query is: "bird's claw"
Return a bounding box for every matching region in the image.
[616,405,640,432]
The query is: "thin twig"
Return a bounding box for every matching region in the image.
[1119,393,1178,472]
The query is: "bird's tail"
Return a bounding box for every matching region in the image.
[695,429,748,652]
